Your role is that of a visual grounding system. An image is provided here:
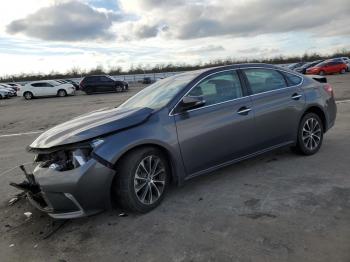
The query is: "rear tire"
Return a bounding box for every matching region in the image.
[293,113,323,155]
[24,92,33,100]
[319,70,325,76]
[340,68,346,74]
[57,89,67,97]
[85,88,93,95]
[115,85,123,92]
[112,147,170,213]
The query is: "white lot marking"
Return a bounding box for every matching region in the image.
[0,131,42,138]
[336,99,350,104]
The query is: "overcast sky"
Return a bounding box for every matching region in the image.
[0,0,349,76]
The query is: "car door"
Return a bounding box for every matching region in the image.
[324,62,335,74]
[46,82,58,96]
[242,68,305,150]
[174,70,255,176]
[30,83,46,96]
[99,76,114,92]
[37,82,56,96]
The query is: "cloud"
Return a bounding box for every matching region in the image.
[6,1,127,41]
[118,0,350,40]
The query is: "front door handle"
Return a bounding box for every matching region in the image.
[291,93,302,100]
[237,107,251,115]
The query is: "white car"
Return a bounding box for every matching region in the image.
[18,80,75,100]
[0,89,11,99]
[0,84,16,97]
[6,83,22,91]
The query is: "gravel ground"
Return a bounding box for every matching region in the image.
[0,73,349,262]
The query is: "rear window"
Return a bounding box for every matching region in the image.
[243,69,287,95]
[282,72,303,86]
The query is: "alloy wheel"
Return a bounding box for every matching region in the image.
[134,155,166,205]
[302,117,322,151]
[24,92,32,100]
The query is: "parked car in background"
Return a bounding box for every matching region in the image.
[0,84,17,96]
[288,62,306,70]
[142,77,153,84]
[79,75,128,94]
[6,83,21,91]
[294,60,323,74]
[306,60,347,75]
[18,64,336,218]
[56,79,79,90]
[0,89,11,99]
[329,57,350,71]
[18,80,75,100]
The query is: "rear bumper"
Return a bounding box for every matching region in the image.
[325,97,337,132]
[27,159,115,219]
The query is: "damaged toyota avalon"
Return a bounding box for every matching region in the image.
[12,64,337,219]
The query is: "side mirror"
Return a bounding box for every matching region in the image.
[180,96,206,111]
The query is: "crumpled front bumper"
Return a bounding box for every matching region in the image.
[25,158,115,219]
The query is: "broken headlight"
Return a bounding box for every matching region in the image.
[36,147,92,172]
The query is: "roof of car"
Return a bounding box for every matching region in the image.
[173,63,285,79]
[84,75,111,78]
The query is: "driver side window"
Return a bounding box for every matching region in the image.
[187,70,243,106]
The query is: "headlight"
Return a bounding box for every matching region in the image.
[37,147,92,172]
[36,139,104,172]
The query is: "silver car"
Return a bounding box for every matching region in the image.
[13,64,337,219]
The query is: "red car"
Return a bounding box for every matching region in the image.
[306,60,347,75]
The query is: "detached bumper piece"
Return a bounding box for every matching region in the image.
[10,158,115,219]
[10,165,84,219]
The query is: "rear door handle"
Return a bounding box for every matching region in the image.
[291,93,302,100]
[237,107,251,115]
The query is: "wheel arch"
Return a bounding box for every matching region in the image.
[301,105,327,131]
[23,91,33,98]
[111,143,179,186]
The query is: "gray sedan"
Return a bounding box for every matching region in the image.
[13,64,337,219]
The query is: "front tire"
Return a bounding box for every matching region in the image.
[115,85,123,92]
[294,113,324,155]
[340,68,346,74]
[319,70,325,76]
[24,92,33,100]
[112,147,170,213]
[57,89,67,97]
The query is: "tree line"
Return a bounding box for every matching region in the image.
[1,49,349,83]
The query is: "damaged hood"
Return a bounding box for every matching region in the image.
[30,107,153,149]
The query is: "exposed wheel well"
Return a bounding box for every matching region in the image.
[302,106,327,131]
[113,144,176,184]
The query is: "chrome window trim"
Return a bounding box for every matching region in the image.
[169,69,243,116]
[242,67,304,97]
[169,66,304,116]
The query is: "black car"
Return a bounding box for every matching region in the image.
[294,60,323,74]
[80,75,128,94]
[142,77,152,84]
[288,62,306,70]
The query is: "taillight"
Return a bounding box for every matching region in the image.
[323,83,334,97]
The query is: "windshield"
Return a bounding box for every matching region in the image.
[118,73,198,111]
